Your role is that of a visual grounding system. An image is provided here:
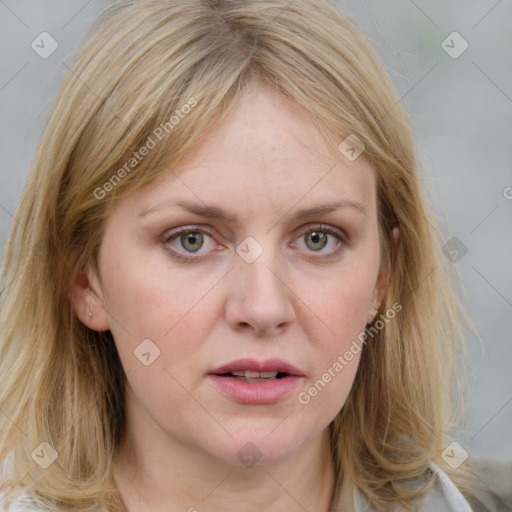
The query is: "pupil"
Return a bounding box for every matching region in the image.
[308,231,327,250]
[182,232,203,252]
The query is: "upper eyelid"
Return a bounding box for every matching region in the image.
[162,225,216,243]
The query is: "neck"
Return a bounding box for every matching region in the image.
[113,390,337,512]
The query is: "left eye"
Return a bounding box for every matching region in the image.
[162,224,344,262]
[295,226,344,253]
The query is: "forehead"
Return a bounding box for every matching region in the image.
[121,86,377,222]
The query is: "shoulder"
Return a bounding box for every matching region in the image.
[351,460,473,511]
[0,453,68,512]
[0,491,46,512]
[0,453,107,512]
[0,453,44,512]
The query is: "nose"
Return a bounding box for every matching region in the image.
[224,244,296,337]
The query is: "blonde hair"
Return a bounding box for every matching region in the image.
[0,1,483,511]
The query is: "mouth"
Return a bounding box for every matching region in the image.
[209,358,304,380]
[214,370,290,383]
[207,358,304,404]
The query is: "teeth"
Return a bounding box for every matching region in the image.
[229,370,279,379]
[260,371,278,378]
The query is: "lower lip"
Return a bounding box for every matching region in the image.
[207,375,303,404]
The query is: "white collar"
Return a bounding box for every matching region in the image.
[332,460,473,511]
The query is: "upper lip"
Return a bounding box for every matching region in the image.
[209,358,304,376]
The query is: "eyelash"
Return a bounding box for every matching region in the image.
[161,224,347,263]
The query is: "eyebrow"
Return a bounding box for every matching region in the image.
[138,199,367,223]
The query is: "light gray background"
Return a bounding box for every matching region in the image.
[1,0,511,472]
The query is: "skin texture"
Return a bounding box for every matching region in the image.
[71,85,398,512]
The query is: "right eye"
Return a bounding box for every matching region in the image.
[162,226,220,262]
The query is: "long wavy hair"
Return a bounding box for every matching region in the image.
[0,1,482,511]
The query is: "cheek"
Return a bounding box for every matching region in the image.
[99,263,214,420]
[99,233,204,332]
[295,262,377,347]
[288,261,378,413]
[99,242,220,379]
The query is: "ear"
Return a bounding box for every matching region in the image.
[69,262,111,332]
[368,226,400,323]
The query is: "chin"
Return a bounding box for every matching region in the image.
[203,427,313,468]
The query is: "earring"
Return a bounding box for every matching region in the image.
[89,308,92,319]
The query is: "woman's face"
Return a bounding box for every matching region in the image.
[76,85,390,466]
